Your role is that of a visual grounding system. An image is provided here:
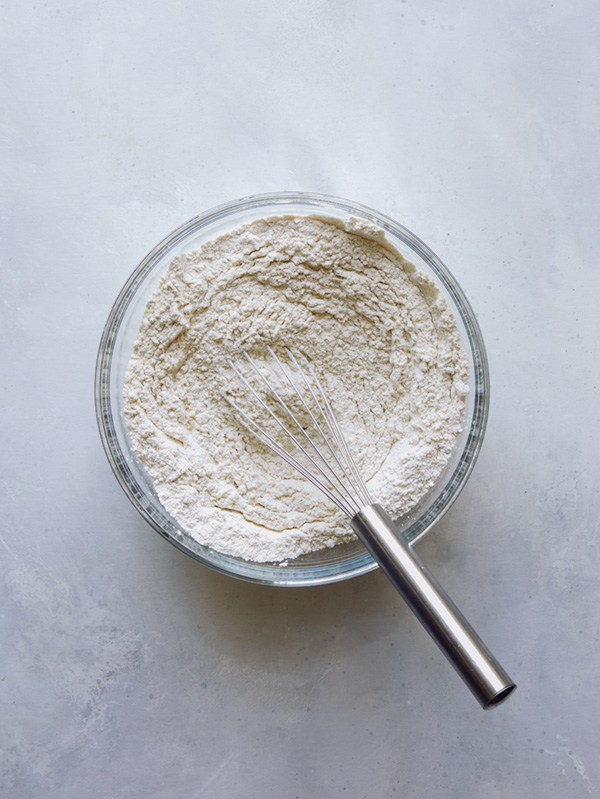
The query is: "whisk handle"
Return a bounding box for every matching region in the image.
[351,504,516,709]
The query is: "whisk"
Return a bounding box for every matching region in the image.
[226,345,516,709]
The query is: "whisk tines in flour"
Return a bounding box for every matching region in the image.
[225,346,372,518]
[225,345,517,710]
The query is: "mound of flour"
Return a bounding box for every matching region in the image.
[123,215,469,562]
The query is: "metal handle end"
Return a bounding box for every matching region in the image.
[351,504,517,710]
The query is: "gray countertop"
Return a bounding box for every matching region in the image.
[2,1,599,797]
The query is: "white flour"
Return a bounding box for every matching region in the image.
[123,215,469,562]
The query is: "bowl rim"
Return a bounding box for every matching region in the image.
[95,191,489,586]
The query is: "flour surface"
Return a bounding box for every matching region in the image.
[123,215,469,562]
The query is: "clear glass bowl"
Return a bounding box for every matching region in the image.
[95,192,489,587]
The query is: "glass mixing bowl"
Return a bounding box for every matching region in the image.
[95,192,489,587]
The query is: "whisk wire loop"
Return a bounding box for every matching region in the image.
[296,353,372,507]
[226,352,364,517]
[246,353,362,516]
[268,346,372,511]
[282,348,372,508]
[224,392,355,515]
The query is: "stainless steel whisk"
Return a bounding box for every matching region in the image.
[226,345,516,709]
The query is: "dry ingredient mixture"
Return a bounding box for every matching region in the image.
[123,215,469,562]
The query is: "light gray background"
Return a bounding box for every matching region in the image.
[2,1,599,797]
